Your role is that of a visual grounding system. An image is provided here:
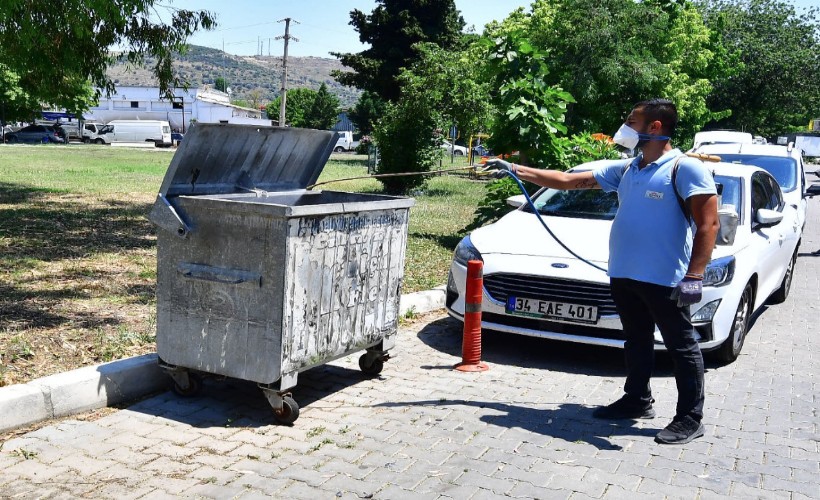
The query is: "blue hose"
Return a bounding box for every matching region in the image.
[499,170,609,274]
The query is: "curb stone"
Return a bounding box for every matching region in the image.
[0,287,446,433]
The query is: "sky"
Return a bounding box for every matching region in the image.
[163,1,536,58]
[165,0,818,59]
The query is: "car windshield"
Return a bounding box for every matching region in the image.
[526,187,619,220]
[717,154,797,191]
[524,174,742,222]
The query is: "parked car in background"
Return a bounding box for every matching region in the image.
[691,142,807,231]
[446,160,801,364]
[692,130,753,149]
[472,144,494,157]
[1,125,13,141]
[441,140,467,156]
[4,124,66,144]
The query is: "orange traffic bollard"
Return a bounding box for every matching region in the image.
[455,259,489,372]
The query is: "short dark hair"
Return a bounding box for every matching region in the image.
[634,98,677,137]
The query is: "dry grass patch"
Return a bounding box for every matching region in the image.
[0,191,158,385]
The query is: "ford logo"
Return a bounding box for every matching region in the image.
[551,263,569,269]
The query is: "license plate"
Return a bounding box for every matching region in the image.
[506,296,598,324]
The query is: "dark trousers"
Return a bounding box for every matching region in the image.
[609,277,705,421]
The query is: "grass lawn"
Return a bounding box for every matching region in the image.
[0,143,486,384]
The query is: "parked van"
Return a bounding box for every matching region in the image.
[106,120,172,147]
[82,122,112,144]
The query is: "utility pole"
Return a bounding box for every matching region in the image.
[276,18,299,127]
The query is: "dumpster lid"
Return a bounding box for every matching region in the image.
[158,123,337,197]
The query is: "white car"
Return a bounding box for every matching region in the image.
[441,140,467,156]
[690,142,808,232]
[692,130,753,149]
[445,161,802,363]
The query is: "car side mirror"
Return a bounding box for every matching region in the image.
[754,208,783,228]
[506,194,526,209]
[806,184,820,198]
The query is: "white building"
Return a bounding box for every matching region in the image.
[85,86,269,132]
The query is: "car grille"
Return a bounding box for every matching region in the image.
[483,273,618,316]
[482,313,625,340]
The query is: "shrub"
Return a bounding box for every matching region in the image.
[372,100,441,194]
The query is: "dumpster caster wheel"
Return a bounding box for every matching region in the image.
[359,354,384,375]
[171,373,202,397]
[273,396,300,425]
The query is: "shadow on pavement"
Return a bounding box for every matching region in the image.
[125,363,381,428]
[376,399,658,451]
[416,316,685,378]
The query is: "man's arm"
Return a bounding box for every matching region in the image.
[687,193,719,276]
[509,163,601,190]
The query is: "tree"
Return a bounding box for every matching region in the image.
[246,88,266,111]
[696,0,820,136]
[482,31,575,167]
[348,91,386,136]
[487,0,731,144]
[372,94,442,194]
[266,88,318,127]
[332,0,466,102]
[265,86,341,130]
[304,84,341,130]
[403,43,493,145]
[214,77,228,93]
[0,1,216,120]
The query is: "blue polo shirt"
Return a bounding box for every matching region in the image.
[592,149,717,287]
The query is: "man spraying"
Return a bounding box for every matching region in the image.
[484,99,719,444]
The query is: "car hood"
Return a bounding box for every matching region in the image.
[470,209,743,282]
[472,210,612,262]
[469,210,611,283]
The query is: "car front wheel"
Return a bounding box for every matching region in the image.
[714,282,753,364]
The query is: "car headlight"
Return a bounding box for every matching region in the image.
[702,256,735,287]
[453,235,483,266]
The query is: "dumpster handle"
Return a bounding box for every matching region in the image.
[148,194,192,238]
[177,263,262,287]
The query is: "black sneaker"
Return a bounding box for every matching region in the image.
[655,416,704,444]
[592,396,656,420]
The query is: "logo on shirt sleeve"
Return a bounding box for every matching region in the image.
[645,190,664,200]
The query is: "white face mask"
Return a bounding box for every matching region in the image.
[612,123,641,150]
[612,122,671,150]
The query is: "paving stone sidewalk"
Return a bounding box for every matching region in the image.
[1,202,819,499]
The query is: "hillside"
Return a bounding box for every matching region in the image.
[106,45,361,108]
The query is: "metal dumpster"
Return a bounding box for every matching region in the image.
[148,123,414,424]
